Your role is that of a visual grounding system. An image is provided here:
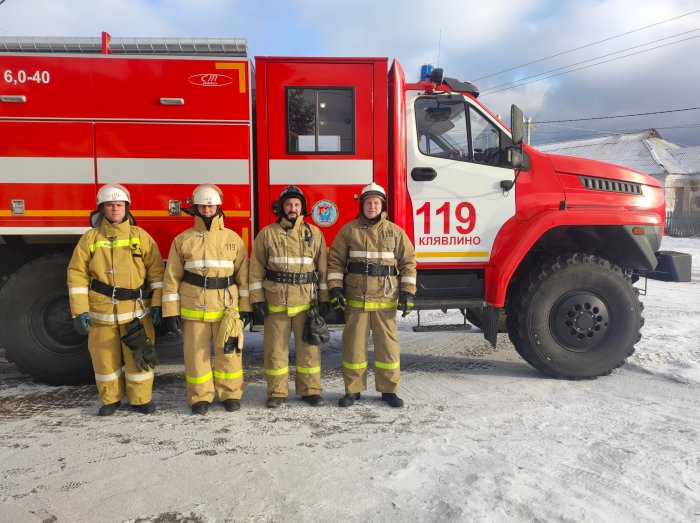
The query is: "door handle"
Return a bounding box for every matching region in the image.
[411,167,437,181]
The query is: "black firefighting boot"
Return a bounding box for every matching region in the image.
[98,401,120,416]
[191,401,209,415]
[338,392,361,407]
[381,393,404,408]
[266,396,286,408]
[300,394,325,407]
[223,399,241,412]
[132,402,157,414]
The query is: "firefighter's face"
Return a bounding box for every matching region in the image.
[103,201,126,224]
[283,198,302,219]
[362,196,383,219]
[197,204,217,217]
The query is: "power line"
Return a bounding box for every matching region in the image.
[480,27,700,93]
[473,8,700,81]
[480,33,700,95]
[537,106,700,124]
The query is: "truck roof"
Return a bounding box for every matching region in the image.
[0,35,248,57]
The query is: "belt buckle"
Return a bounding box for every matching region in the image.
[111,286,120,303]
[202,276,208,289]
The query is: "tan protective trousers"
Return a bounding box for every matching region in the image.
[342,309,400,394]
[88,319,155,406]
[182,319,244,405]
[263,311,321,398]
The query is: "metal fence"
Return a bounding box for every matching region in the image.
[665,211,700,237]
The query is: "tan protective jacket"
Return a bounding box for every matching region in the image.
[162,214,250,321]
[249,217,329,315]
[67,217,164,324]
[328,213,417,310]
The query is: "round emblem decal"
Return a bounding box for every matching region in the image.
[311,199,339,227]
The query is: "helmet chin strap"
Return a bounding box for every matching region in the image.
[362,212,381,223]
[194,206,221,230]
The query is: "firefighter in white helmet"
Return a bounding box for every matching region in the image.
[249,185,330,408]
[67,183,164,416]
[328,182,417,408]
[161,184,251,415]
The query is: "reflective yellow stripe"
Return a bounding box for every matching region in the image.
[186,371,213,384]
[267,303,312,315]
[375,360,400,370]
[264,367,289,376]
[213,369,243,380]
[180,308,225,320]
[343,360,368,370]
[89,237,141,253]
[346,299,398,310]
[296,365,320,374]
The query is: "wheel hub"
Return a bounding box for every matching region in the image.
[31,292,85,351]
[551,292,610,352]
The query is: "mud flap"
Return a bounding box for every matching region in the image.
[482,305,500,348]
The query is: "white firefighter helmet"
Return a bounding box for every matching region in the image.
[360,182,386,204]
[97,183,131,205]
[192,184,223,206]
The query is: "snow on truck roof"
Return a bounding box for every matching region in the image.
[0,36,248,57]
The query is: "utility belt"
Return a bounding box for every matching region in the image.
[182,271,235,289]
[90,279,153,301]
[347,261,397,277]
[265,270,319,285]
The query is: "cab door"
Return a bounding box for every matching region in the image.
[405,92,516,264]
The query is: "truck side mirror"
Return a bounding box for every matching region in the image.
[511,104,524,146]
[508,148,530,171]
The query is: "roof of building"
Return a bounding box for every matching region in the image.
[668,145,700,174]
[536,129,691,177]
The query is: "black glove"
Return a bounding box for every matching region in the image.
[164,316,182,336]
[399,291,415,317]
[254,301,268,318]
[122,319,158,372]
[223,336,241,354]
[318,301,331,317]
[330,288,346,311]
[239,311,253,327]
[136,341,159,372]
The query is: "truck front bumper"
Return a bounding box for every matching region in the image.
[649,251,692,282]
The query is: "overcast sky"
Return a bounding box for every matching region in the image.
[2,0,699,146]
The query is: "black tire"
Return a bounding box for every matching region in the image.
[507,253,643,379]
[0,253,93,384]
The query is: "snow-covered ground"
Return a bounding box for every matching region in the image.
[0,237,698,523]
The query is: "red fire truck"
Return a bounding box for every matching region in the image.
[0,33,690,384]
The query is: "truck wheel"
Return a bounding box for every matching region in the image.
[0,253,93,384]
[507,253,643,379]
